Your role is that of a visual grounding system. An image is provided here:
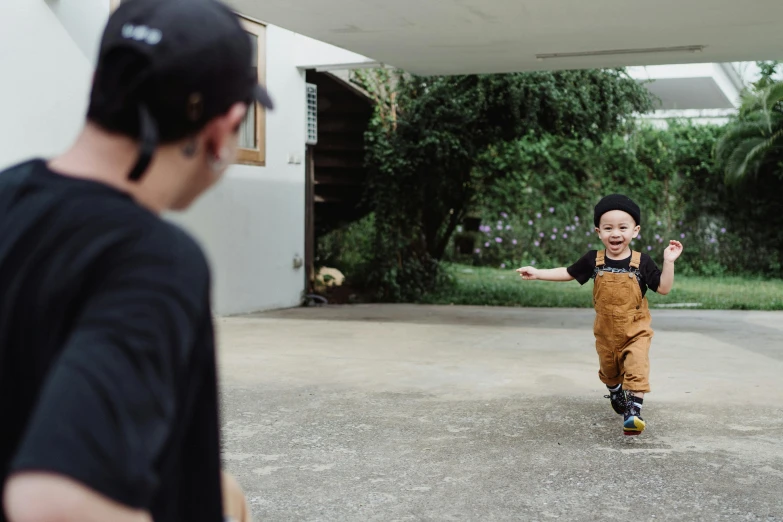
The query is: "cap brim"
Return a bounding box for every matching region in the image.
[254,85,274,110]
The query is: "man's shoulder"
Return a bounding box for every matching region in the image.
[0,158,42,184]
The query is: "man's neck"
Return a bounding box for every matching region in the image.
[47,123,175,214]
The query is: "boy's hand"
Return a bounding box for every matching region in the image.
[664,240,684,263]
[516,266,539,280]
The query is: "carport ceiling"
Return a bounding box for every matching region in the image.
[229,0,783,75]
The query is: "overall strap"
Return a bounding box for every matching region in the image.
[596,250,606,267]
[630,251,642,269]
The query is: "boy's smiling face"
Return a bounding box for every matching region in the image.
[596,210,641,258]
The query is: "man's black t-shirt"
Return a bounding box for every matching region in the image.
[567,250,662,297]
[0,160,223,521]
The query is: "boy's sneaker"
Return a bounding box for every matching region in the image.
[623,414,646,436]
[623,395,646,436]
[604,386,627,415]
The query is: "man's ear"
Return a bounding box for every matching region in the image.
[224,102,248,135]
[203,102,248,156]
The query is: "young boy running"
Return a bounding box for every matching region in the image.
[516,194,683,436]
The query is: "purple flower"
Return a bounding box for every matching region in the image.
[495,237,503,243]
[638,233,642,239]
[563,233,568,239]
[484,242,490,247]
[680,233,685,239]
[531,260,537,266]
[500,263,506,269]
[658,238,663,243]
[720,228,726,234]
[512,239,518,245]
[497,221,503,226]
[657,221,662,226]
[497,225,503,231]
[655,234,660,240]
[536,213,542,219]
[534,240,540,247]
[575,216,580,222]
[501,212,508,218]
[553,228,558,233]
[586,231,591,236]
[678,220,683,226]
[480,225,490,233]
[539,232,545,238]
[549,207,555,213]
[710,238,717,244]
[505,225,512,230]
[588,243,593,248]
[551,234,556,240]
[647,246,652,251]
[474,248,481,253]
[528,220,534,226]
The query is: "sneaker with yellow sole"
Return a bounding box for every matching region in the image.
[623,395,645,436]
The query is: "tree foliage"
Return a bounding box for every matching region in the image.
[352,69,653,300]
[469,123,731,272]
[716,63,783,184]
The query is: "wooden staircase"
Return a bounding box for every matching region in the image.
[305,70,374,237]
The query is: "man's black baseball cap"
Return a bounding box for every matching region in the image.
[87,0,274,180]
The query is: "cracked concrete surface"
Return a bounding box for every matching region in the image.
[216,305,783,521]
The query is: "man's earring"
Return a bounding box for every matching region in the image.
[209,148,230,174]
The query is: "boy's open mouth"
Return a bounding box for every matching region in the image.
[609,240,623,247]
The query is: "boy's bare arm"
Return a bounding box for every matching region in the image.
[657,240,683,295]
[516,266,574,282]
[658,260,675,295]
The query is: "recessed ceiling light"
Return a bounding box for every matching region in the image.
[536,45,706,60]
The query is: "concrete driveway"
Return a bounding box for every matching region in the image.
[216,305,783,521]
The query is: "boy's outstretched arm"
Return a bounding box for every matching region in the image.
[658,240,684,295]
[517,266,574,282]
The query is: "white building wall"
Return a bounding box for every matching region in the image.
[0,1,373,315]
[44,0,111,62]
[169,24,312,315]
[0,0,94,165]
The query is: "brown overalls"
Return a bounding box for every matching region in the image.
[592,250,653,393]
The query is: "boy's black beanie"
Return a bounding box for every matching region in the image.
[594,194,641,227]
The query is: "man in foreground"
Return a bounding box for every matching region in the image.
[0,0,272,520]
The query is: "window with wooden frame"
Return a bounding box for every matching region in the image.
[236,17,267,166]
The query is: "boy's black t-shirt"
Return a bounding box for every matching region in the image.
[0,160,223,521]
[567,250,662,297]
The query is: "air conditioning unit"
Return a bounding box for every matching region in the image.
[305,83,318,146]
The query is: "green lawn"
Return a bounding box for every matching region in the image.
[421,264,783,311]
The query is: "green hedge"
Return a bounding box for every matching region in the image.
[445,122,779,277]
